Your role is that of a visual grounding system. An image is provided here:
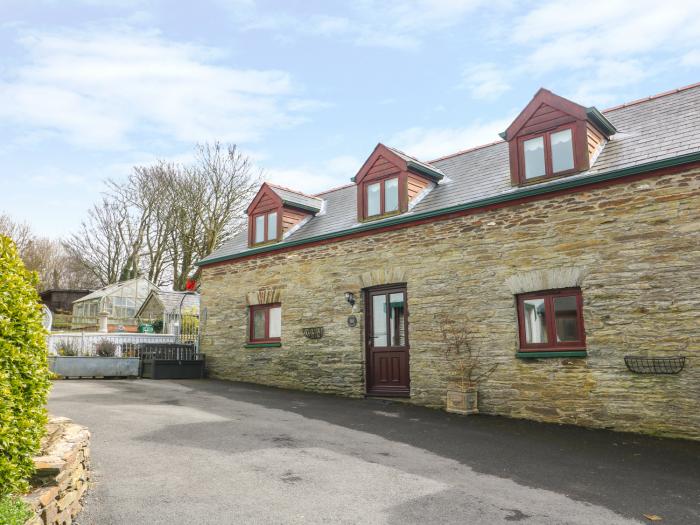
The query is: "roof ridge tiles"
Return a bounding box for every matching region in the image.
[314,182,356,196]
[428,139,505,163]
[603,81,700,113]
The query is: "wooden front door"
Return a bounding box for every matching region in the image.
[365,285,410,397]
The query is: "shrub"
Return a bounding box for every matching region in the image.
[57,340,79,356]
[0,236,51,497]
[0,495,32,524]
[95,339,117,357]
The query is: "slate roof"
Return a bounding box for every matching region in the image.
[268,184,323,212]
[200,84,700,265]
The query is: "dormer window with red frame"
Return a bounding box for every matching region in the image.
[353,144,443,221]
[366,177,399,217]
[245,183,323,248]
[252,211,279,245]
[521,125,575,180]
[502,89,616,186]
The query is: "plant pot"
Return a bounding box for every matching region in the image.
[48,356,140,378]
[446,384,479,415]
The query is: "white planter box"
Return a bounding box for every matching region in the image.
[49,356,140,378]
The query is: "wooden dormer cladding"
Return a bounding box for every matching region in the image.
[281,208,308,233]
[246,183,322,247]
[353,144,443,221]
[502,89,616,186]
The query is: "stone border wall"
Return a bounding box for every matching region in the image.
[23,416,91,525]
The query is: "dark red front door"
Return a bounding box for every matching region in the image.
[365,285,410,397]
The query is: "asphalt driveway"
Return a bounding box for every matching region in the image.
[49,380,700,524]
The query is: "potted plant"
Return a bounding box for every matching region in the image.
[439,315,498,415]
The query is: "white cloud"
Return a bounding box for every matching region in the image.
[0,28,325,149]
[460,63,511,100]
[232,0,488,50]
[512,0,700,73]
[263,154,362,194]
[388,117,512,160]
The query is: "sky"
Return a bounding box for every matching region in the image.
[1,0,700,237]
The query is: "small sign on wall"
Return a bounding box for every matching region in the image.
[347,315,358,328]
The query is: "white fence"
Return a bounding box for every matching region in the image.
[47,332,179,357]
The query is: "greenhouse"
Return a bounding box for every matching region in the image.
[71,277,158,331]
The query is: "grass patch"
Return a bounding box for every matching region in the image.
[0,495,32,524]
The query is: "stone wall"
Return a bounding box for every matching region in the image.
[201,168,700,440]
[23,417,90,525]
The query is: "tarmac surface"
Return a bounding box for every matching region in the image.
[49,379,700,524]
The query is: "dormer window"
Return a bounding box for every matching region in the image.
[521,125,575,180]
[245,183,323,248]
[502,89,616,186]
[353,144,443,222]
[367,177,399,217]
[253,211,278,245]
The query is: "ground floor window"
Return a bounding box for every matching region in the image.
[516,288,585,352]
[249,303,281,343]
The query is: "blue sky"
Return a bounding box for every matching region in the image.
[2,0,700,237]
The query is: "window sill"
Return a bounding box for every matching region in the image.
[249,239,280,248]
[517,350,587,359]
[516,169,580,187]
[245,342,282,348]
[360,210,402,222]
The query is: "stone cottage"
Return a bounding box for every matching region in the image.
[197,85,700,440]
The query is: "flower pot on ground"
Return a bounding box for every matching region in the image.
[446,382,479,415]
[439,314,498,415]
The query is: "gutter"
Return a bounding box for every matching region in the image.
[282,200,322,214]
[196,151,700,267]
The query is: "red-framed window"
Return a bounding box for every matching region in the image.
[364,176,400,218]
[248,303,281,343]
[518,124,576,181]
[252,211,279,245]
[516,288,585,352]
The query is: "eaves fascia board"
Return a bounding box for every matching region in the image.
[196,152,700,267]
[406,161,444,181]
[586,107,617,136]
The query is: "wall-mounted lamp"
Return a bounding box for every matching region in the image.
[344,292,356,307]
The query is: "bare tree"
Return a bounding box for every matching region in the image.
[63,198,132,286]
[63,142,259,289]
[0,212,33,254]
[167,143,259,289]
[1,212,97,289]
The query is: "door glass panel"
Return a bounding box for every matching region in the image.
[384,178,399,213]
[253,308,266,340]
[254,215,265,243]
[551,128,574,173]
[388,292,405,346]
[367,182,381,216]
[268,306,281,338]
[267,212,277,240]
[523,136,546,179]
[523,298,547,344]
[372,294,387,346]
[554,295,579,342]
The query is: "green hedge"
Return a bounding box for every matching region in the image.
[0,235,50,496]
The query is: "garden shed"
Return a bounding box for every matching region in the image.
[71,277,158,331]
